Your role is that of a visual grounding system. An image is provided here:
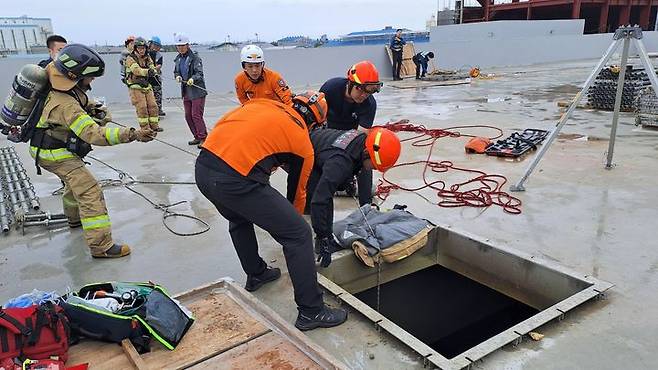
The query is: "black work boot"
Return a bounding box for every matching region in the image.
[244,266,281,292]
[295,305,348,331]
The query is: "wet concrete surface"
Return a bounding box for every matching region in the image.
[2,58,658,369]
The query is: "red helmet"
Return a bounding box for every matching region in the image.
[292,90,328,129]
[365,128,401,172]
[347,61,382,93]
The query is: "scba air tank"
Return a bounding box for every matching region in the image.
[1,64,49,126]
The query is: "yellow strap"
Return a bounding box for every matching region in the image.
[373,131,383,165]
[29,146,76,161]
[81,214,111,230]
[105,127,121,145]
[70,114,95,136]
[36,116,49,128]
[148,117,159,123]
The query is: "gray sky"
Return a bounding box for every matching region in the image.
[6,0,438,45]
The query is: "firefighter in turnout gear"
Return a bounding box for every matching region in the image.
[124,37,162,131]
[32,44,155,258]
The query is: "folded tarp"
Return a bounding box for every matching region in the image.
[333,205,434,267]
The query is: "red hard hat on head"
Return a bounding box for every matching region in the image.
[347,61,381,86]
[366,128,401,172]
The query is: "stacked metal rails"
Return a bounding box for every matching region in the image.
[0,146,67,233]
[635,87,658,128]
[587,65,651,111]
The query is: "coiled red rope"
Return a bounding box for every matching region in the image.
[374,119,523,214]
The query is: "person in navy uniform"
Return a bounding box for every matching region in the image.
[390,29,406,81]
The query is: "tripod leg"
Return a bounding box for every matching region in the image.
[631,38,658,99]
[510,38,623,191]
[605,37,631,169]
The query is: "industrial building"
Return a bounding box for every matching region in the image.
[325,26,429,46]
[0,16,53,54]
[450,0,658,33]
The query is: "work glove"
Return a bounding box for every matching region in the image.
[130,127,155,142]
[314,236,342,268]
[175,75,183,83]
[186,78,194,86]
[91,106,112,126]
[147,68,157,78]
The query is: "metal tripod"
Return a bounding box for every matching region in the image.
[510,26,658,192]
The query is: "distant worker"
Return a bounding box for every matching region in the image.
[148,36,165,116]
[390,29,405,81]
[124,37,162,132]
[120,35,136,85]
[412,51,435,79]
[306,127,401,267]
[31,44,154,258]
[319,60,382,205]
[174,33,208,147]
[195,92,348,331]
[234,45,292,105]
[38,35,67,68]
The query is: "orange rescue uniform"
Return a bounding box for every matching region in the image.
[234,67,292,105]
[201,99,313,213]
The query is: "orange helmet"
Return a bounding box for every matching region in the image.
[365,128,401,172]
[347,61,382,93]
[292,90,328,129]
[469,66,481,78]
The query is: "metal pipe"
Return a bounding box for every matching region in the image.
[0,187,9,233]
[23,218,68,227]
[605,37,630,169]
[2,148,38,211]
[3,156,29,213]
[2,164,22,213]
[23,212,67,221]
[9,153,39,210]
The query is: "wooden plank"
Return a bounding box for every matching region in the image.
[188,332,323,370]
[67,340,136,369]
[140,292,270,370]
[121,339,149,370]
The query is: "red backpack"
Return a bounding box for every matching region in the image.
[0,302,69,363]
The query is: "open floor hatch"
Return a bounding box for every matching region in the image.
[318,226,613,369]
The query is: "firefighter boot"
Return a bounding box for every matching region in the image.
[92,243,131,258]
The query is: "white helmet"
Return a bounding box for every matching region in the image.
[240,44,264,64]
[174,33,190,46]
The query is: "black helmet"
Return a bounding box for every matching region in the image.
[54,44,105,80]
[134,37,148,48]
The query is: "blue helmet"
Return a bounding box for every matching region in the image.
[149,36,162,46]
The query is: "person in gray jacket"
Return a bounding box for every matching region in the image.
[173,33,208,147]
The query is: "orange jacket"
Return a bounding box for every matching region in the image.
[202,99,313,213]
[234,67,292,105]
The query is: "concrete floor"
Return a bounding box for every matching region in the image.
[1,59,657,369]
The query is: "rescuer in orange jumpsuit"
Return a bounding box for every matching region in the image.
[234,44,292,105]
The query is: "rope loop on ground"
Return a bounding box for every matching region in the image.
[77,155,211,236]
[375,119,522,215]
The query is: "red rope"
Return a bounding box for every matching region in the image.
[375,120,522,215]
